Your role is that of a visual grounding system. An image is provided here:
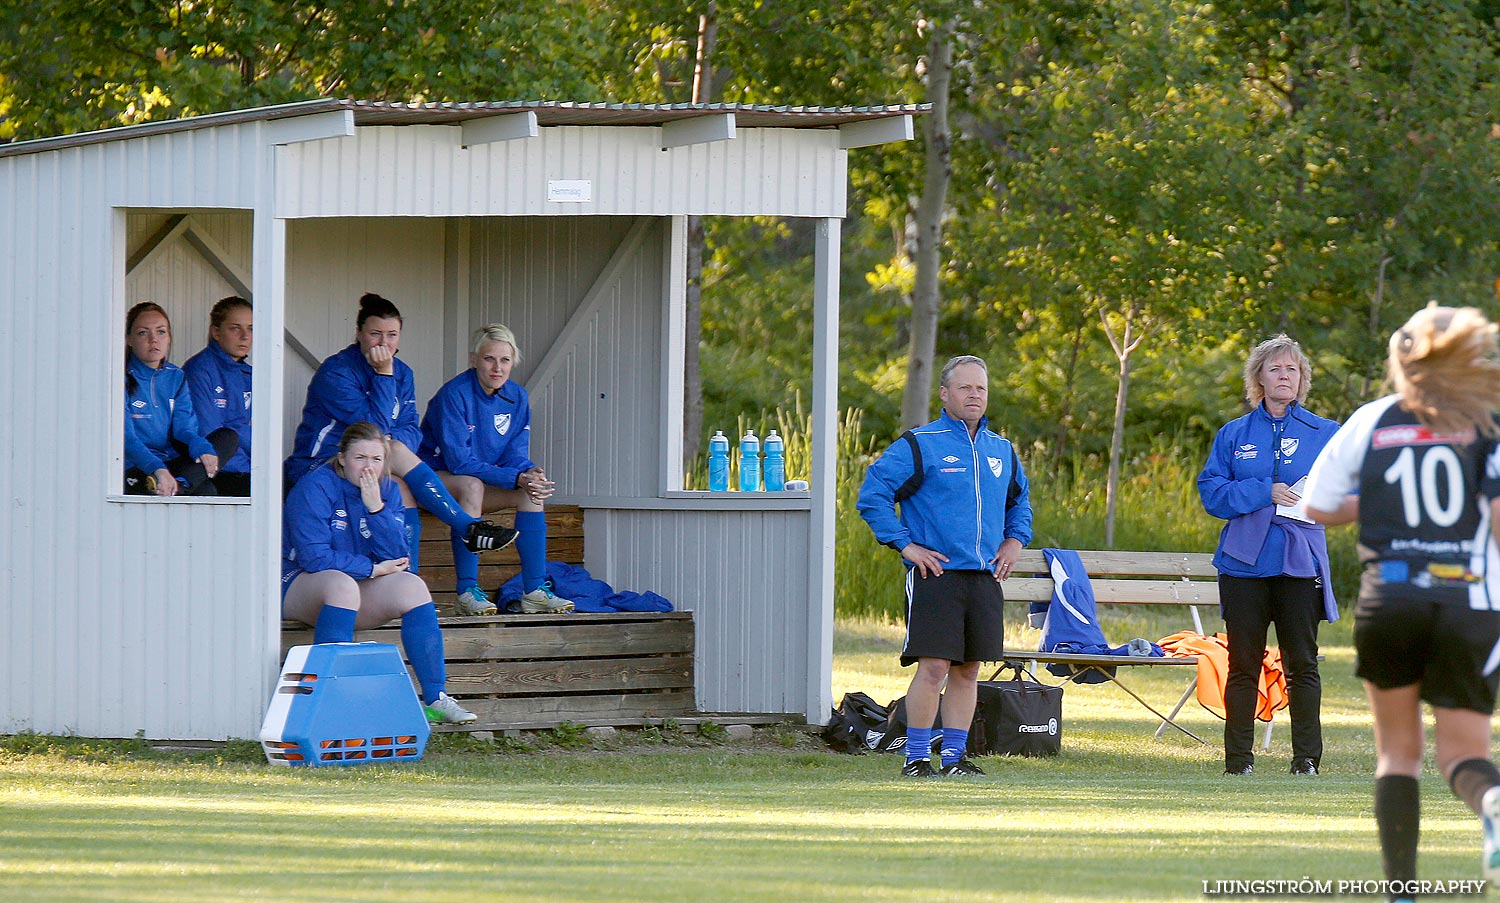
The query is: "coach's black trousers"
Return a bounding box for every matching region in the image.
[1219,573,1324,770]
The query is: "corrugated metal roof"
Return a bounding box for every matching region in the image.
[0,98,927,159]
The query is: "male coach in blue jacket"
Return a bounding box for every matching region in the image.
[858,355,1033,777]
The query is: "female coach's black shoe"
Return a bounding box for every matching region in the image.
[1289,757,1319,776]
[1224,763,1253,776]
[463,520,519,553]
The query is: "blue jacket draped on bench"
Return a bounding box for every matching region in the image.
[1029,549,1162,683]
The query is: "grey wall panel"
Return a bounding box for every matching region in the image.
[278,126,846,218]
[282,218,447,453]
[0,129,270,739]
[586,509,812,715]
[468,217,664,499]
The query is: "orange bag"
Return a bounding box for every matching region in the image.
[1159,630,1288,722]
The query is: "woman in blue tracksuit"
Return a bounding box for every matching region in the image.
[418,324,573,616]
[282,421,476,725]
[1199,334,1340,776]
[184,296,253,497]
[283,292,516,567]
[123,301,238,496]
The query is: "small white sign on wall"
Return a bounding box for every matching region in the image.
[547,179,592,203]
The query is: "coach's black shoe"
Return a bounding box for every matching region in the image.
[1289,757,1319,776]
[941,758,986,777]
[902,759,939,778]
[462,520,519,553]
[1224,763,1253,776]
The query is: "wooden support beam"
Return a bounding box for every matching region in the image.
[125,213,189,274]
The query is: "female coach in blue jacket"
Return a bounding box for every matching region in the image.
[123,302,238,496]
[282,421,477,725]
[1199,334,1340,776]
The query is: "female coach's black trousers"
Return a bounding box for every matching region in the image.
[1219,573,1324,770]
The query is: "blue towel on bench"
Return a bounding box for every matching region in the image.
[498,562,674,613]
[1030,549,1162,683]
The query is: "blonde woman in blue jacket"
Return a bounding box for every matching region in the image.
[1199,334,1339,776]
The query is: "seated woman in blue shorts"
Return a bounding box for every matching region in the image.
[183,296,253,497]
[281,421,477,725]
[283,292,516,565]
[419,324,574,615]
[123,301,238,496]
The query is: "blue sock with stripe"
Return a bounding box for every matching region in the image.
[516,510,547,592]
[312,604,356,645]
[905,726,933,763]
[403,462,476,530]
[400,602,447,705]
[404,507,422,574]
[940,728,969,767]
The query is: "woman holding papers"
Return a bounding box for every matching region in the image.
[1198,335,1340,776]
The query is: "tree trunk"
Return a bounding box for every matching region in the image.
[681,3,718,467]
[900,17,954,429]
[1101,304,1146,548]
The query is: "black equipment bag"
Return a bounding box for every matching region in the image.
[873,696,942,754]
[822,692,891,754]
[972,666,1063,757]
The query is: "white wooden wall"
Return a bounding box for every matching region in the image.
[0,125,272,740]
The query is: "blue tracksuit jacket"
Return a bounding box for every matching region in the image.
[125,354,215,474]
[1198,401,1339,577]
[857,410,1033,570]
[284,344,422,487]
[281,460,409,589]
[183,340,252,474]
[418,370,536,489]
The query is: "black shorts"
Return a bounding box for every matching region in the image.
[1354,597,1500,713]
[900,569,1005,667]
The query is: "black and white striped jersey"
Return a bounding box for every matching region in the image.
[1305,395,1500,608]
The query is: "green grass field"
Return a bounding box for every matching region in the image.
[0,613,1491,903]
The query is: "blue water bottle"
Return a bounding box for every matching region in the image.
[739,429,761,492]
[708,430,730,491]
[763,429,785,491]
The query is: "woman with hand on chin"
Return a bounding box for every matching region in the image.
[281,421,476,725]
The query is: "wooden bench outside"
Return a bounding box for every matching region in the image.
[999,549,1219,743]
[280,504,701,732]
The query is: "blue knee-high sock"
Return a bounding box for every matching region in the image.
[452,532,479,595]
[906,726,933,764]
[405,507,422,574]
[516,510,547,592]
[400,602,446,705]
[404,462,477,530]
[313,605,357,645]
[940,728,969,767]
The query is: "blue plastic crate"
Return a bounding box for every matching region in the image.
[260,643,431,766]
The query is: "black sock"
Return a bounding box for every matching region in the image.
[1375,775,1420,883]
[1448,758,1500,816]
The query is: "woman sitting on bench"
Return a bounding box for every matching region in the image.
[281,421,477,725]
